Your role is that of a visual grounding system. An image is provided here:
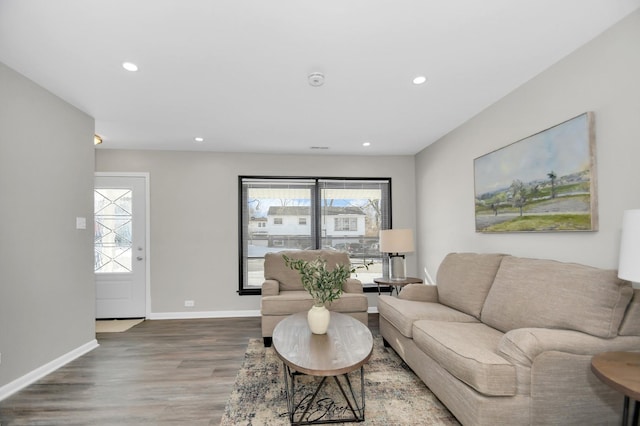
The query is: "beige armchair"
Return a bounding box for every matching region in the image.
[260,249,369,346]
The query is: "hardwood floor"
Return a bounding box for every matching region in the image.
[0,314,379,425]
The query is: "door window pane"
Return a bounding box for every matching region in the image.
[94,188,133,273]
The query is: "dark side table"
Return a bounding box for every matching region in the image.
[373,277,423,295]
[591,351,640,426]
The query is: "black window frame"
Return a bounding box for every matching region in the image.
[238,176,392,295]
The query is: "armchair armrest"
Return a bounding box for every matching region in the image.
[498,327,640,367]
[343,278,363,293]
[261,279,280,297]
[398,283,438,302]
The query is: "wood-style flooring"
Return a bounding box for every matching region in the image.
[0,314,379,425]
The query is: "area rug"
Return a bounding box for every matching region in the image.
[221,337,459,425]
[95,318,144,333]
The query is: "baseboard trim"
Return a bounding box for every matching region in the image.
[148,307,378,320]
[147,310,261,320]
[0,339,99,401]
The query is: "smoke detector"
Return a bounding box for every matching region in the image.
[308,72,325,87]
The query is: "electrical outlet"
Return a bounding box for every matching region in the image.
[184,300,195,307]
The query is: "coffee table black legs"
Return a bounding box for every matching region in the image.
[282,363,365,425]
[622,396,639,426]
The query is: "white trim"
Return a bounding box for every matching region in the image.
[147,308,379,319]
[147,310,261,320]
[0,340,99,401]
[94,172,151,317]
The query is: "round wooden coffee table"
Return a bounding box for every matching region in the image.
[272,311,373,424]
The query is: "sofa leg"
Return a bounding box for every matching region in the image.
[382,338,391,348]
[263,337,272,347]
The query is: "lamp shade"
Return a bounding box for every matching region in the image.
[379,229,414,254]
[618,209,640,282]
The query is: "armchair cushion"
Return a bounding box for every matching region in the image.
[264,249,352,291]
[261,279,280,296]
[343,278,364,293]
[261,291,368,316]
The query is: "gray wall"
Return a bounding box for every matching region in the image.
[0,62,96,388]
[95,150,416,314]
[415,10,640,279]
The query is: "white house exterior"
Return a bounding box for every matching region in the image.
[264,206,366,247]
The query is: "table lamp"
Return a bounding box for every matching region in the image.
[379,229,414,281]
[618,209,640,284]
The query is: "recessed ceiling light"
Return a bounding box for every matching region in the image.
[412,75,427,85]
[122,62,139,72]
[194,137,204,143]
[362,142,371,147]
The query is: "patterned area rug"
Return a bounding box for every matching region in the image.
[221,337,459,425]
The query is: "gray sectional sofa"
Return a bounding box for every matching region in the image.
[378,253,640,425]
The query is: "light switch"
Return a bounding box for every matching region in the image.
[76,217,87,230]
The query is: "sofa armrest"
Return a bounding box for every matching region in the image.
[498,327,640,367]
[261,279,280,296]
[343,278,363,293]
[398,283,438,302]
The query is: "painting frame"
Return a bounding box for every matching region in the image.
[474,112,598,233]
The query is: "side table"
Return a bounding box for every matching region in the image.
[373,277,423,295]
[591,351,640,426]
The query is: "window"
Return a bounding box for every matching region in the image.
[239,177,392,294]
[334,217,358,232]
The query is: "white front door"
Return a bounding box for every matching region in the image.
[94,175,147,318]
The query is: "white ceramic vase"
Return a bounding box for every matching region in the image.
[307,305,330,334]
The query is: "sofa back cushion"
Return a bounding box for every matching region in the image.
[264,250,351,291]
[436,253,506,318]
[481,256,633,338]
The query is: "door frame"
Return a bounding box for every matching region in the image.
[95,172,151,317]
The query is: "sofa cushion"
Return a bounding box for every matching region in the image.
[619,289,640,336]
[412,321,517,396]
[264,250,351,291]
[436,253,506,318]
[261,291,367,315]
[481,256,633,338]
[377,295,478,338]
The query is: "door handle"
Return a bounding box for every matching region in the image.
[137,256,144,261]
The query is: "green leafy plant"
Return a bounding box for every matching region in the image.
[283,255,351,306]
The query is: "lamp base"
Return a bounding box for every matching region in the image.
[389,254,406,281]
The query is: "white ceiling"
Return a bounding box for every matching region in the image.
[1,1,639,155]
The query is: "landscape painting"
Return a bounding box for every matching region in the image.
[474,112,597,233]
